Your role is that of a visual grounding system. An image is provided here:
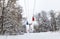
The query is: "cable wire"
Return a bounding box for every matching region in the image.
[33,0,36,15]
[24,0,27,15]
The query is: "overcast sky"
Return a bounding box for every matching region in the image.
[17,0,60,23]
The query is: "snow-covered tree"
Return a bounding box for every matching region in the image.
[34,11,50,32]
[0,0,23,35]
[40,11,50,32]
[56,13,60,30]
[34,13,42,32]
[50,10,57,31]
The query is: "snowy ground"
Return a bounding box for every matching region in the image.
[0,31,60,39]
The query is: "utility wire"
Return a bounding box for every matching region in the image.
[33,0,36,15]
[24,0,26,15]
[24,0,27,16]
[24,0,36,19]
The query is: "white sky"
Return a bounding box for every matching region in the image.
[17,0,60,23]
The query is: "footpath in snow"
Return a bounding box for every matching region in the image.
[0,32,60,39]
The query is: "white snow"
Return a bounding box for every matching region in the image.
[0,32,60,39]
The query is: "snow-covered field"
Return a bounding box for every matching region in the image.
[0,32,60,39]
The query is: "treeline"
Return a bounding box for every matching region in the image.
[33,10,60,32]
